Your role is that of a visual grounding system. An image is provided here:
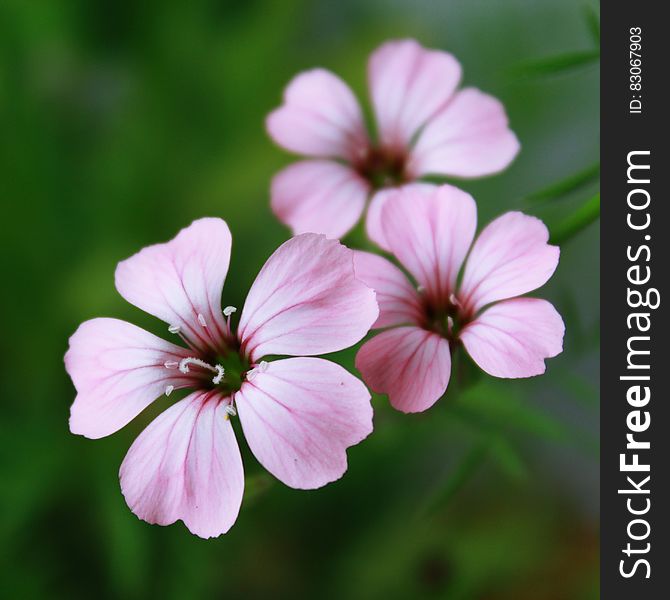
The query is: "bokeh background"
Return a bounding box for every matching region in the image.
[0,0,599,598]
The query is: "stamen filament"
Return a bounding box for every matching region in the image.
[167,323,198,350]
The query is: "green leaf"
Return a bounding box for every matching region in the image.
[549,192,600,245]
[584,4,600,45]
[488,436,529,481]
[416,435,529,520]
[525,162,599,205]
[416,444,487,519]
[511,49,600,77]
[450,380,599,457]
[451,381,571,442]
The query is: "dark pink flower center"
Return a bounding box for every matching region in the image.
[163,312,261,403]
[353,145,410,188]
[420,293,474,347]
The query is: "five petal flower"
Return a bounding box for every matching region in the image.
[354,184,565,413]
[267,38,520,241]
[65,218,378,538]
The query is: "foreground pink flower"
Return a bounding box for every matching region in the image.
[354,184,564,413]
[65,218,378,538]
[266,38,520,242]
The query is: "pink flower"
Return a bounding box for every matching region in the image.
[65,218,378,538]
[266,38,520,242]
[354,184,564,413]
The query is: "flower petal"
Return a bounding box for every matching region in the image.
[353,251,423,329]
[120,391,244,539]
[460,298,564,378]
[356,326,451,413]
[266,68,368,160]
[365,188,395,252]
[381,184,477,305]
[368,39,461,148]
[409,88,520,178]
[235,358,372,489]
[271,160,369,239]
[365,183,442,252]
[459,212,559,313]
[65,318,191,439]
[238,234,378,360]
[115,218,232,353]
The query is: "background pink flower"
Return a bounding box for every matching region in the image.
[354,184,564,413]
[65,218,378,538]
[266,38,520,241]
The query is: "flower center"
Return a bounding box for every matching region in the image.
[167,305,239,357]
[161,305,274,417]
[161,306,264,418]
[422,293,472,344]
[164,344,267,396]
[354,145,409,189]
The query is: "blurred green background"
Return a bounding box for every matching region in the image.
[0,0,599,598]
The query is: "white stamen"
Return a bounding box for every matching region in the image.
[449,293,460,307]
[447,316,454,330]
[178,357,225,385]
[417,285,425,294]
[164,360,179,369]
[223,306,237,317]
[197,313,207,327]
[246,361,269,382]
[224,404,237,417]
[165,385,174,397]
[212,365,225,385]
[168,324,181,334]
